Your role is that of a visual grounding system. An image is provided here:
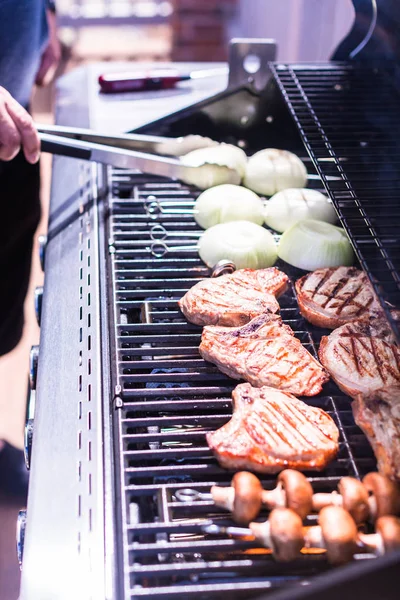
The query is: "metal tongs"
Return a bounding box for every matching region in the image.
[37,124,224,184]
[37,124,340,186]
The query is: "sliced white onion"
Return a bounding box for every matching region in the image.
[244,148,307,196]
[156,134,219,157]
[199,220,278,269]
[195,184,264,229]
[278,220,354,270]
[264,188,337,233]
[180,143,247,189]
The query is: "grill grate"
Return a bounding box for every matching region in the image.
[271,62,400,343]
[107,166,377,599]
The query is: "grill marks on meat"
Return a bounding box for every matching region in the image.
[179,267,289,327]
[319,316,400,480]
[318,314,400,480]
[295,267,382,329]
[200,313,329,396]
[353,392,400,481]
[319,316,400,400]
[207,383,339,473]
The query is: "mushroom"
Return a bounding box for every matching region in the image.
[312,473,400,524]
[312,477,369,523]
[211,472,263,525]
[362,472,400,521]
[358,516,400,556]
[305,506,359,565]
[305,507,400,564]
[250,508,304,562]
[262,470,313,520]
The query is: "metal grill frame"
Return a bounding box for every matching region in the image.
[106,164,378,598]
[270,62,400,343]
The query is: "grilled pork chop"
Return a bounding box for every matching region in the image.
[200,313,329,396]
[179,267,288,327]
[318,316,400,400]
[353,391,400,481]
[295,267,382,329]
[207,383,339,473]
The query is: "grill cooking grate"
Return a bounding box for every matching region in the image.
[107,167,377,599]
[271,62,400,343]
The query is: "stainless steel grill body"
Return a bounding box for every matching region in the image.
[21,58,400,600]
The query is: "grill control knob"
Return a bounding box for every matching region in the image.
[38,234,47,271]
[29,345,39,391]
[34,286,43,326]
[24,416,34,471]
[24,379,36,470]
[16,509,27,569]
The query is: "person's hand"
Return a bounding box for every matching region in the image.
[35,10,61,87]
[0,87,40,164]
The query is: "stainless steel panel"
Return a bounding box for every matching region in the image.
[19,157,107,600]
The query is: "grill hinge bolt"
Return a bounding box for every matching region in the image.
[114,396,123,409]
[113,384,123,409]
[108,238,115,254]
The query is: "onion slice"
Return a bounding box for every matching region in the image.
[244,149,307,196]
[199,220,278,269]
[180,143,247,189]
[156,134,219,157]
[278,220,354,270]
[264,188,337,233]
[195,184,264,229]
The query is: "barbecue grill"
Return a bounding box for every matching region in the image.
[19,22,400,600]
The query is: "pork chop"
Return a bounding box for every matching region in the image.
[200,313,329,396]
[295,266,382,329]
[318,316,400,400]
[207,383,339,473]
[179,267,289,327]
[352,391,400,481]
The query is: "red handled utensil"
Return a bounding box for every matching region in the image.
[98,67,228,93]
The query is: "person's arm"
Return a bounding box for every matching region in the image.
[35,3,61,87]
[0,88,40,163]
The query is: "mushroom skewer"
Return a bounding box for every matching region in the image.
[312,473,400,524]
[210,470,312,525]
[177,470,400,526]
[205,506,400,565]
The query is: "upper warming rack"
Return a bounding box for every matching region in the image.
[271,62,400,342]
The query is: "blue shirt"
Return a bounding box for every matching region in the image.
[0,0,49,107]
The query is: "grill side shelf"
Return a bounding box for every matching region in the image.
[270,62,400,343]
[107,170,376,599]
